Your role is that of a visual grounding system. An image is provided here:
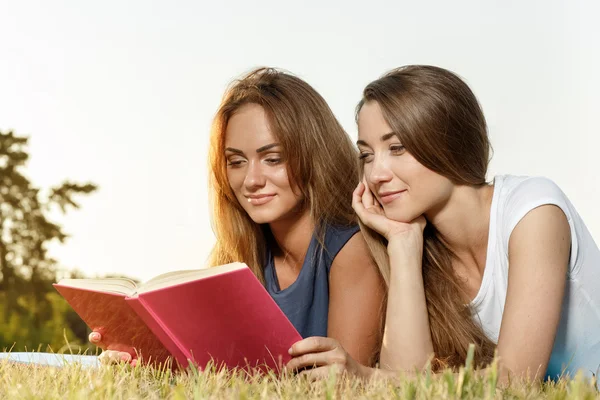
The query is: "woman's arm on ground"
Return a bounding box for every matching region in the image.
[379,230,433,371]
[494,204,570,381]
[327,232,386,366]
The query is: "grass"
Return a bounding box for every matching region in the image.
[1,354,599,400]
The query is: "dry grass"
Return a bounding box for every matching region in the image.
[1,352,598,400]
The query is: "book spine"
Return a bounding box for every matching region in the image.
[126,296,191,367]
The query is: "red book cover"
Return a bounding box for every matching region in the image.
[52,285,172,365]
[54,264,302,372]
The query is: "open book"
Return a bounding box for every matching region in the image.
[53,263,302,371]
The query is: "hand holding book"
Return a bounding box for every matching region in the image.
[88,331,138,366]
[55,263,302,371]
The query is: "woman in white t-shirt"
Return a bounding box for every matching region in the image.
[286,65,600,384]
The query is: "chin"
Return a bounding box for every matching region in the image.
[245,209,286,225]
[246,213,276,225]
[383,207,419,224]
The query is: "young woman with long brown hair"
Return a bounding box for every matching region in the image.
[288,65,600,384]
[204,67,384,364]
[88,67,385,367]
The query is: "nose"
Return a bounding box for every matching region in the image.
[243,160,266,190]
[366,155,393,185]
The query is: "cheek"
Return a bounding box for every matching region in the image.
[410,170,453,210]
[366,178,378,196]
[362,163,373,180]
[362,164,380,192]
[268,166,295,192]
[389,157,419,180]
[226,170,245,195]
[270,166,305,207]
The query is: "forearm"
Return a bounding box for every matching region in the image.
[332,333,379,367]
[326,234,387,368]
[328,303,384,367]
[328,316,381,367]
[379,242,433,371]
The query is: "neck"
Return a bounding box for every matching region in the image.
[268,209,314,269]
[425,183,495,273]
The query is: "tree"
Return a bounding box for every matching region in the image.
[0,130,97,351]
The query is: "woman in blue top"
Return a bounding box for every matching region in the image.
[91,67,385,367]
[288,65,600,384]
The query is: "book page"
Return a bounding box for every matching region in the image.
[55,278,137,296]
[55,263,247,296]
[136,262,246,294]
[0,352,100,368]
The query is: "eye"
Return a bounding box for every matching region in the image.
[263,152,284,165]
[390,144,406,155]
[264,157,282,165]
[226,158,246,167]
[358,152,373,163]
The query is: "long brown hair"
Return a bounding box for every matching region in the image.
[356,65,496,369]
[208,67,359,283]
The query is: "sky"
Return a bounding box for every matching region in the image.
[0,0,598,282]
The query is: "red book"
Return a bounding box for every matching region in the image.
[53,263,302,372]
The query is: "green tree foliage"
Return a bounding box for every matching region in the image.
[0,130,97,352]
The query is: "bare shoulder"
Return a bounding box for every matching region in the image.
[509,204,571,254]
[330,231,378,275]
[508,204,571,277]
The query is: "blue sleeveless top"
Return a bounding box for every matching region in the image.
[263,224,360,338]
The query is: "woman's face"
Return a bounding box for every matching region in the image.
[225,103,304,224]
[357,101,453,223]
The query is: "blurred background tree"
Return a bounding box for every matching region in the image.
[0,130,98,353]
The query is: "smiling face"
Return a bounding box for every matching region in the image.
[357,101,454,223]
[224,103,304,224]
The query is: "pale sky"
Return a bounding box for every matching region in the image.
[0,0,598,282]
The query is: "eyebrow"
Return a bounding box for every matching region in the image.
[224,143,281,155]
[356,132,399,147]
[225,147,243,155]
[256,143,281,153]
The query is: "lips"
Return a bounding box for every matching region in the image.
[245,194,276,206]
[378,190,406,205]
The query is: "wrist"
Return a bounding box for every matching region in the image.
[386,237,423,259]
[357,363,376,380]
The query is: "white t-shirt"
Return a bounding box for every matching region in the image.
[470,175,600,379]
